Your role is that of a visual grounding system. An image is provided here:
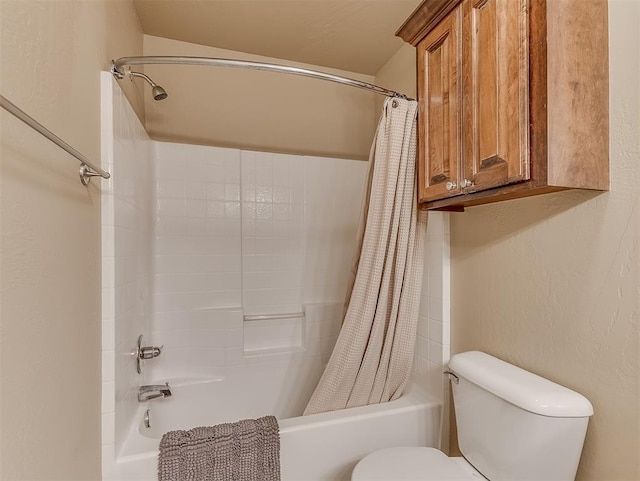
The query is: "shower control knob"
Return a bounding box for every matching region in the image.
[445,181,457,191]
[135,335,163,374]
[139,345,163,360]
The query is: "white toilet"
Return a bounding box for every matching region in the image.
[352,351,594,481]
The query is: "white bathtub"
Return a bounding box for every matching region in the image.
[112,376,441,481]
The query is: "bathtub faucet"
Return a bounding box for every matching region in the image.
[138,382,172,402]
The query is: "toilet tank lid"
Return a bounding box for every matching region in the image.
[448,351,594,418]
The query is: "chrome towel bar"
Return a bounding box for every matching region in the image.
[0,94,110,185]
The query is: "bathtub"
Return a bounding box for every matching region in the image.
[112,376,441,481]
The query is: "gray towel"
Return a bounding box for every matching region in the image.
[158,415,280,481]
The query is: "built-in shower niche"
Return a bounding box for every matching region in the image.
[243,315,305,354]
[244,303,342,357]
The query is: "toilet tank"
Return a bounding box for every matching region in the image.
[448,351,593,481]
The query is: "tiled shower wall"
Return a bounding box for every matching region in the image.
[102,77,451,469]
[302,155,369,305]
[414,211,451,448]
[154,142,242,312]
[147,142,368,381]
[101,75,155,471]
[240,151,305,316]
[148,137,448,399]
[151,142,243,379]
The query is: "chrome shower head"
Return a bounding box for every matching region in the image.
[128,71,168,101]
[151,85,168,101]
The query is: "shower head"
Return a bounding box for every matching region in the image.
[128,71,168,101]
[151,85,168,101]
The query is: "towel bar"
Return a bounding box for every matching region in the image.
[243,312,305,322]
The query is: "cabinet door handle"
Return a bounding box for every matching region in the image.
[462,179,474,188]
[445,181,457,191]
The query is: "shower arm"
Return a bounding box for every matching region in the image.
[111,56,411,99]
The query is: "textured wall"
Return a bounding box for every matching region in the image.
[450,1,640,479]
[0,1,143,479]
[373,44,417,117]
[141,35,378,161]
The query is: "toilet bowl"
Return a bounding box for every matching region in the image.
[352,447,485,480]
[351,351,593,481]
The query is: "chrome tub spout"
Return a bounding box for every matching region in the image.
[138,382,172,402]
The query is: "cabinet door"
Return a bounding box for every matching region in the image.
[462,0,529,191]
[417,6,462,203]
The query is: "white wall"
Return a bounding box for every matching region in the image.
[151,142,244,378]
[146,142,368,404]
[101,75,155,472]
[413,212,451,449]
[241,151,305,315]
[415,212,451,395]
[101,59,371,481]
[154,142,243,311]
[302,156,370,305]
[145,116,447,423]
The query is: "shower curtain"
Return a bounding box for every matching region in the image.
[304,97,427,415]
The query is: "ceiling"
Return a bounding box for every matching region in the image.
[133,0,423,75]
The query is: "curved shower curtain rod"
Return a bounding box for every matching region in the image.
[111,56,411,100]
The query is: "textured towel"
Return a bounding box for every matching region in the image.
[158,415,280,481]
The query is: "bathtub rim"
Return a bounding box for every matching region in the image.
[115,381,439,464]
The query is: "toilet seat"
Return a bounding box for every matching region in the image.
[351,447,485,481]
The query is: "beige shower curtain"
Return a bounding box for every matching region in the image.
[304,97,427,415]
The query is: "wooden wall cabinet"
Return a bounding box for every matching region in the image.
[417,6,462,202]
[398,0,609,210]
